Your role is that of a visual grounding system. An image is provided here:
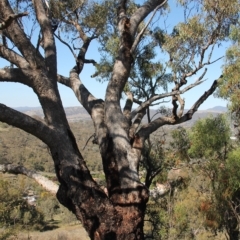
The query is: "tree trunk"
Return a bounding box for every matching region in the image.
[48,130,148,240]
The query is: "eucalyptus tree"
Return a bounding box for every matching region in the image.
[218,17,240,139]
[0,0,239,239]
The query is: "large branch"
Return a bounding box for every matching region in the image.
[33,0,57,77]
[0,68,32,86]
[137,78,220,139]
[0,104,55,146]
[0,12,28,30]
[0,0,44,69]
[181,78,220,121]
[131,79,204,119]
[171,69,207,119]
[57,73,108,153]
[105,1,133,136]
[0,44,30,69]
[130,0,167,37]
[131,0,167,53]
[0,66,68,128]
[0,164,58,194]
[57,72,99,115]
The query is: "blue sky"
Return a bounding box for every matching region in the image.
[0,0,228,110]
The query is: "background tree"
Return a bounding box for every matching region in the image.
[0,0,239,239]
[218,18,240,139]
[187,115,240,240]
[0,177,44,239]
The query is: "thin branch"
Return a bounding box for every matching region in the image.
[83,133,96,150]
[65,19,97,74]
[183,77,220,120]
[131,0,167,54]
[137,77,220,139]
[54,33,77,60]
[0,1,44,68]
[84,59,97,64]
[131,79,204,119]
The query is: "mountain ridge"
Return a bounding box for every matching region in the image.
[14,105,227,127]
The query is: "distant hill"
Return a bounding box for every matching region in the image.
[15,106,90,122]
[15,105,227,127]
[206,106,227,112]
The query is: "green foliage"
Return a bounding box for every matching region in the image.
[216,2,240,139]
[0,176,44,238]
[225,148,240,192]
[144,115,239,239]
[144,198,169,239]
[170,127,190,162]
[0,120,102,173]
[186,115,240,238]
[218,43,240,112]
[38,192,60,220]
[188,115,230,159]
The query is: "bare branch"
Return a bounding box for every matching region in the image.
[133,97,142,105]
[0,1,44,69]
[84,59,97,65]
[117,0,128,18]
[137,116,172,140]
[57,72,108,153]
[183,77,220,120]
[0,12,28,30]
[0,68,31,86]
[131,0,167,53]
[0,44,29,68]
[33,0,57,77]
[63,19,97,74]
[57,72,97,115]
[0,164,58,194]
[130,0,167,37]
[54,33,77,61]
[145,166,163,188]
[0,104,54,146]
[131,79,204,119]
[177,95,185,118]
[57,74,71,87]
[137,77,220,139]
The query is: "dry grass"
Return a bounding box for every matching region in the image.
[8,224,90,240]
